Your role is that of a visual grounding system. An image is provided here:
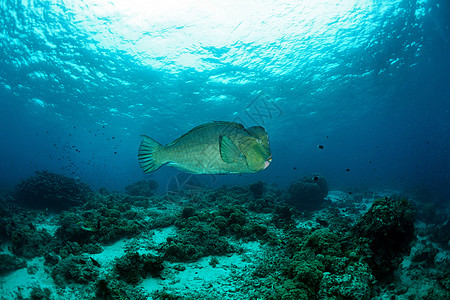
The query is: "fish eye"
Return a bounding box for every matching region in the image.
[257,139,262,144]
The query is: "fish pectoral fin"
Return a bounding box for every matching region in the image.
[219,135,243,164]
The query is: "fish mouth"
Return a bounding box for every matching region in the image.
[263,156,272,169]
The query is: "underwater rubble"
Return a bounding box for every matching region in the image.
[0,171,448,299]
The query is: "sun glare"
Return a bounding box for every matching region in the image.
[63,0,375,71]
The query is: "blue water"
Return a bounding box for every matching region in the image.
[0,0,449,201]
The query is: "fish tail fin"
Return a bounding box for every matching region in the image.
[138,135,164,173]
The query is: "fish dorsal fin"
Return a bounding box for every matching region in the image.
[220,135,242,164]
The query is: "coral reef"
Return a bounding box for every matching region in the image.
[282,228,374,299]
[181,206,196,219]
[115,251,164,284]
[1,173,447,300]
[55,212,97,244]
[249,181,265,199]
[0,198,13,242]
[125,179,159,197]
[352,197,415,279]
[55,194,152,250]
[318,261,373,299]
[247,223,374,299]
[287,174,328,211]
[28,286,52,299]
[0,253,26,275]
[430,220,450,249]
[95,278,149,300]
[44,252,60,266]
[51,254,100,286]
[165,202,282,262]
[6,217,52,258]
[271,205,294,228]
[166,220,232,261]
[15,171,92,211]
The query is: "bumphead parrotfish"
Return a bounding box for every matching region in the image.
[138,121,272,174]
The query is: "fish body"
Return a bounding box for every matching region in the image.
[138,121,272,174]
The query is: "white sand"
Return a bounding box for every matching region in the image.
[89,228,266,298]
[0,257,83,300]
[140,240,264,299]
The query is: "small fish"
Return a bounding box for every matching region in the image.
[90,257,101,267]
[138,121,272,174]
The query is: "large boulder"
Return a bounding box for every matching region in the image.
[288,174,328,211]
